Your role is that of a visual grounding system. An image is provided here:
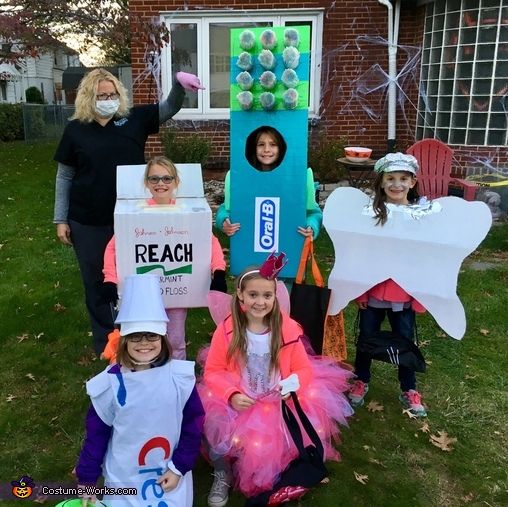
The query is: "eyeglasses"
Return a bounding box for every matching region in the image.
[147,175,176,185]
[96,93,120,101]
[126,333,162,342]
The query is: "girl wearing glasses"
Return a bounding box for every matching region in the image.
[53,68,205,355]
[101,156,227,360]
[76,275,204,507]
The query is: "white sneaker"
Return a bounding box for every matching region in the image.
[207,470,231,507]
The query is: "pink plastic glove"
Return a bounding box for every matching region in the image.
[176,72,205,91]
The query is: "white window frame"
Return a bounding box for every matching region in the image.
[160,9,324,120]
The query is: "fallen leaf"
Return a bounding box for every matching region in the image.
[362,445,371,451]
[419,339,431,347]
[435,331,447,338]
[354,471,369,484]
[402,408,417,419]
[6,394,16,402]
[54,281,60,288]
[26,373,36,381]
[479,328,490,336]
[429,431,457,451]
[465,374,477,380]
[320,477,330,484]
[366,400,384,412]
[54,303,66,312]
[17,333,29,343]
[419,422,431,433]
[461,492,474,503]
[425,360,433,365]
[368,457,387,468]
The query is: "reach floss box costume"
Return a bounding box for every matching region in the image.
[114,164,211,308]
[228,26,311,276]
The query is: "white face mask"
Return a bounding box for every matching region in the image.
[95,99,120,118]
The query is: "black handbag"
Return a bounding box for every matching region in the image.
[356,330,426,373]
[245,392,328,506]
[290,237,331,354]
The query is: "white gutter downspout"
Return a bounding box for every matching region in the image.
[378,0,401,152]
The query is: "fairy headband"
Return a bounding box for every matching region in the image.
[237,252,288,287]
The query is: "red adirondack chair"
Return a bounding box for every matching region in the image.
[406,139,477,201]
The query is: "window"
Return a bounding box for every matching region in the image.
[417,0,508,146]
[0,81,7,101]
[161,9,324,119]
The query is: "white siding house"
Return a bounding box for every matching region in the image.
[0,42,81,105]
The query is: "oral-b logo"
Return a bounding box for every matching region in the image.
[254,197,280,252]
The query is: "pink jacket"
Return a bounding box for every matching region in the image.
[103,234,226,284]
[204,312,313,404]
[356,279,426,313]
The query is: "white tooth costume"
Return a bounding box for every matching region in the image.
[323,187,492,339]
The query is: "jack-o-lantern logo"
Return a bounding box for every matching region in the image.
[11,475,34,498]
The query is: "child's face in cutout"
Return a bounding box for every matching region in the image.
[238,277,276,325]
[126,333,162,368]
[381,171,417,205]
[256,132,280,170]
[146,163,177,204]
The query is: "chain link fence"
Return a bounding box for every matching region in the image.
[22,104,75,143]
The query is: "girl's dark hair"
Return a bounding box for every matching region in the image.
[116,334,172,369]
[245,126,287,170]
[372,171,420,226]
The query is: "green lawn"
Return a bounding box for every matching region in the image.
[0,140,507,506]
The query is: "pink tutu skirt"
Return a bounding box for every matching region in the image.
[198,355,354,497]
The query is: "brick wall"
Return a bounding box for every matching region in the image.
[130,0,507,175]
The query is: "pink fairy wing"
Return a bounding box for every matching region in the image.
[207,290,232,325]
[276,280,290,314]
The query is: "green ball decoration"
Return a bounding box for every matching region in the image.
[260,29,277,50]
[237,91,254,110]
[282,88,299,109]
[239,30,255,50]
[259,71,277,90]
[284,28,300,48]
[236,52,253,71]
[258,49,276,70]
[281,69,299,88]
[259,92,276,111]
[283,46,300,69]
[236,71,254,91]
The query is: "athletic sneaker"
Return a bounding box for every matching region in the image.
[348,380,369,407]
[208,470,231,507]
[399,389,427,417]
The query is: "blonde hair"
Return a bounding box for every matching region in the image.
[116,334,171,370]
[144,156,181,188]
[72,68,130,123]
[228,269,282,373]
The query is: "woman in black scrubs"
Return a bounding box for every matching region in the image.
[54,68,203,353]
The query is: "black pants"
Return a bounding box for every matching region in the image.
[355,306,417,392]
[69,219,114,354]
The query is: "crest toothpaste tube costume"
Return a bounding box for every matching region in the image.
[75,275,204,507]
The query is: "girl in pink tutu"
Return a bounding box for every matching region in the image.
[199,254,353,506]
